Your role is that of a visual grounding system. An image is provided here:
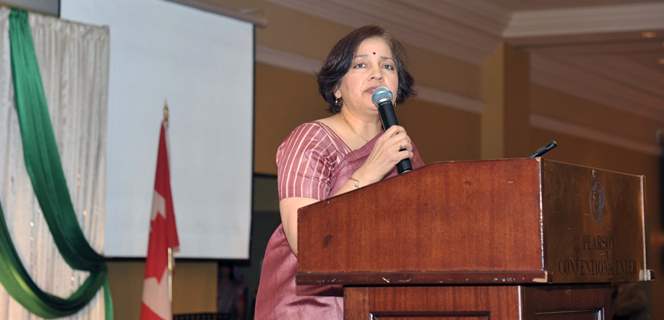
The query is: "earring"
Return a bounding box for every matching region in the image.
[334,97,343,108]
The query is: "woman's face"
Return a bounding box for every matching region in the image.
[334,37,399,117]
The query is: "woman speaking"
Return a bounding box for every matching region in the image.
[255,25,424,319]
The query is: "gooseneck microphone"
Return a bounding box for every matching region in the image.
[371,86,412,174]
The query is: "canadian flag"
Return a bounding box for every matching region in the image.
[141,122,180,320]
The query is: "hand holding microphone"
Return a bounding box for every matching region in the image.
[371,86,413,174]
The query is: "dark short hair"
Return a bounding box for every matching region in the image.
[317,25,415,113]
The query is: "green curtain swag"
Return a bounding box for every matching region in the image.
[0,8,113,319]
[0,204,112,318]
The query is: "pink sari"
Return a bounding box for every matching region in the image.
[255,122,424,320]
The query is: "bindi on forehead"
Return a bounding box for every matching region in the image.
[354,53,394,60]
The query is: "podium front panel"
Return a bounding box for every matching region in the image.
[298,159,646,285]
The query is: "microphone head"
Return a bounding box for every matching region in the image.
[371,86,393,105]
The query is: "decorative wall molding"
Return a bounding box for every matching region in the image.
[531,51,664,100]
[256,45,659,156]
[504,3,664,38]
[530,54,664,121]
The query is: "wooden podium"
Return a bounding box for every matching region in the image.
[297,158,651,319]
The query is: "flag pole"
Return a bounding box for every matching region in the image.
[168,248,173,301]
[163,100,169,129]
[163,100,174,303]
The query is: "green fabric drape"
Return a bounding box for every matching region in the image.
[0,204,113,318]
[0,8,113,319]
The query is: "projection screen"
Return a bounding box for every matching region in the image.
[61,0,254,259]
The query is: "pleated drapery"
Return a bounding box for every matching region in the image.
[0,8,111,320]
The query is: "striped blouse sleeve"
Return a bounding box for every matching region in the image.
[276,123,332,200]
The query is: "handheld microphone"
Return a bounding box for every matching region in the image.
[371,86,412,174]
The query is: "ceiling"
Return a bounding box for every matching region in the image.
[271,0,664,122]
[493,0,658,11]
[504,1,664,120]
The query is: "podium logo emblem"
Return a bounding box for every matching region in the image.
[590,170,606,223]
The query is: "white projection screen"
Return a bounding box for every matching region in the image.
[61,0,254,259]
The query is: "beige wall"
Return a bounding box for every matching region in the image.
[481,43,531,159]
[107,1,663,319]
[399,98,480,163]
[108,261,217,320]
[531,84,663,143]
[254,62,482,174]
[254,62,328,174]
[250,0,481,174]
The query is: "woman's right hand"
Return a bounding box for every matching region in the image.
[353,125,413,186]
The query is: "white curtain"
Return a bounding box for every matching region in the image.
[0,7,109,320]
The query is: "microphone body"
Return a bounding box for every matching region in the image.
[371,87,412,174]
